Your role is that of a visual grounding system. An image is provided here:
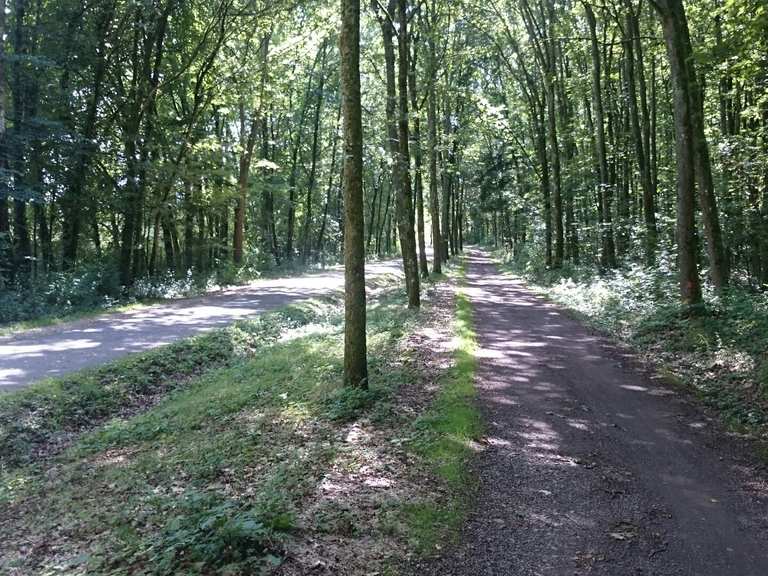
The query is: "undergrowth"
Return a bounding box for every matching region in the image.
[0,298,341,469]
[0,279,434,576]
[0,252,347,331]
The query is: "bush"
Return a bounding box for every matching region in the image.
[0,257,267,326]
[0,258,122,324]
[143,492,286,575]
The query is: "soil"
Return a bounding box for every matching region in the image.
[417,250,768,576]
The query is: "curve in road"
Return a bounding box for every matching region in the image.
[0,259,403,391]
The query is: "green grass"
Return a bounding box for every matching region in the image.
[0,298,342,469]
[1,265,486,575]
[0,279,430,575]
[402,263,482,554]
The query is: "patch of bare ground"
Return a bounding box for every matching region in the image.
[276,279,458,576]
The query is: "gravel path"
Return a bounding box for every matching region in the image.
[421,250,768,575]
[0,260,404,391]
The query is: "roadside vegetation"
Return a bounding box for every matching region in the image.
[403,276,482,555]
[495,247,768,438]
[0,268,481,576]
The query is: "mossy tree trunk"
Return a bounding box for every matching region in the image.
[340,0,368,388]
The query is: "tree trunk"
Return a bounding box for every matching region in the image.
[301,40,328,264]
[285,56,316,262]
[0,0,10,283]
[426,3,442,274]
[396,0,420,307]
[682,7,729,288]
[534,107,553,268]
[626,8,658,264]
[317,104,342,257]
[184,177,194,271]
[584,2,616,269]
[340,0,368,388]
[409,41,429,278]
[61,0,116,270]
[651,0,703,307]
[11,0,31,281]
[234,34,270,265]
[233,108,258,265]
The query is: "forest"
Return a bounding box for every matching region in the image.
[0,0,764,322]
[2,0,768,574]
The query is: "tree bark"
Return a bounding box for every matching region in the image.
[409,38,429,278]
[396,0,420,307]
[301,40,328,264]
[626,7,658,264]
[0,0,10,283]
[317,103,342,257]
[62,0,116,270]
[340,0,368,387]
[233,34,270,265]
[584,2,617,269]
[650,0,703,307]
[426,1,442,273]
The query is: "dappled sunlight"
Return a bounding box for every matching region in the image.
[0,338,101,356]
[0,471,36,505]
[565,418,590,431]
[0,260,405,391]
[91,447,137,469]
[444,249,768,574]
[620,384,649,392]
[0,368,25,384]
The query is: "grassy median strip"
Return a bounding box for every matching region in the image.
[0,279,445,576]
[402,263,482,555]
[1,266,484,575]
[0,297,344,468]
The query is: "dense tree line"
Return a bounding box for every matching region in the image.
[0,0,765,325]
[467,0,767,309]
[0,0,455,297]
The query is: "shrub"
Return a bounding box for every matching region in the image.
[143,492,286,575]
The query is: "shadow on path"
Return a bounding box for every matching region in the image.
[422,249,768,576]
[0,260,405,390]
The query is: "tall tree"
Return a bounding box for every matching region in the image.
[0,0,9,283]
[396,0,420,307]
[584,1,617,269]
[425,0,442,274]
[340,0,367,387]
[234,33,271,266]
[649,0,703,306]
[409,29,429,279]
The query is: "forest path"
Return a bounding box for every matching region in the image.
[424,249,768,575]
[0,259,405,391]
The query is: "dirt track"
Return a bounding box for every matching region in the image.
[0,260,403,391]
[422,250,768,575]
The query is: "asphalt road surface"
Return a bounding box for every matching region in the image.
[0,259,403,391]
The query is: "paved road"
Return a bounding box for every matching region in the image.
[420,250,768,576]
[0,259,404,391]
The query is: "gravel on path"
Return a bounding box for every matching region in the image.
[419,249,768,576]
